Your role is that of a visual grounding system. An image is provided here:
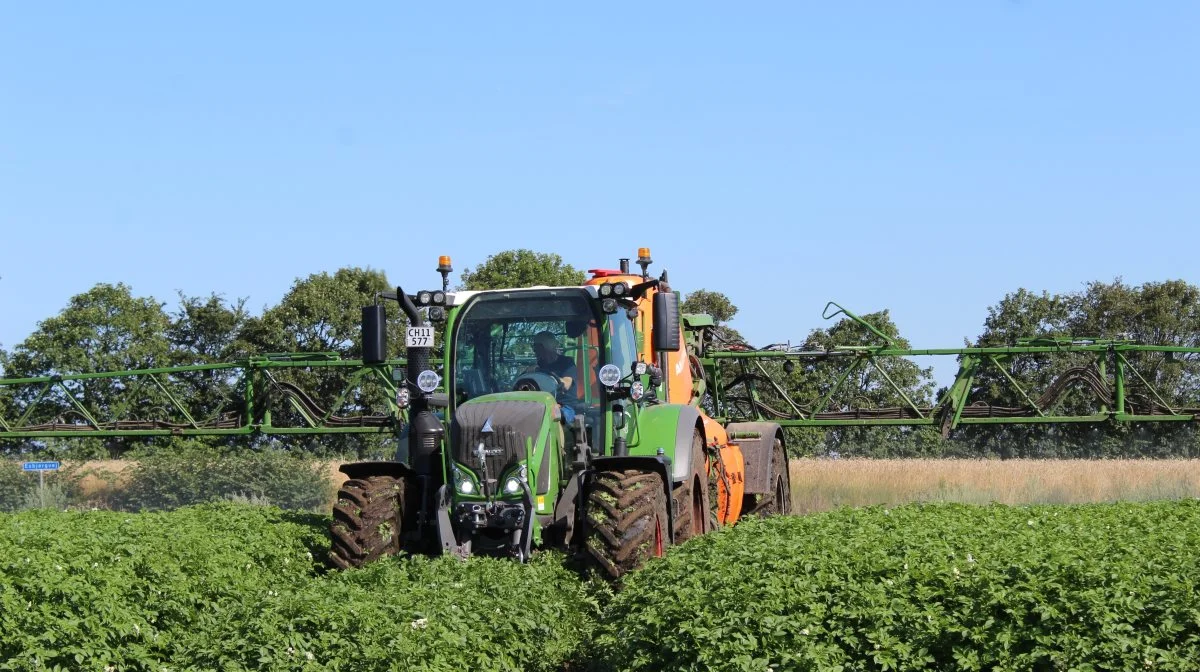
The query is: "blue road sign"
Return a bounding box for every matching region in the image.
[22,461,60,472]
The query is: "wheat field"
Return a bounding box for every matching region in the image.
[788,458,1200,514]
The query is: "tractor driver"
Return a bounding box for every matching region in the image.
[528,330,578,401]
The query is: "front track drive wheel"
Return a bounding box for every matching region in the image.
[581,468,670,581]
[329,475,407,569]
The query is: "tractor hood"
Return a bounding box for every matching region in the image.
[450,392,557,483]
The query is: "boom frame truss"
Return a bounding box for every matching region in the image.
[0,354,407,440]
[700,303,1200,435]
[3,301,1199,443]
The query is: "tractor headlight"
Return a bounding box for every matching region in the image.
[598,283,613,297]
[452,465,476,495]
[503,477,522,495]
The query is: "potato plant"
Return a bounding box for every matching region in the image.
[0,504,598,671]
[594,500,1200,671]
[4,500,1200,670]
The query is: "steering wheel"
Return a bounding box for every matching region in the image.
[512,371,562,395]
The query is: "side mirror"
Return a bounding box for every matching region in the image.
[362,305,387,364]
[652,292,681,352]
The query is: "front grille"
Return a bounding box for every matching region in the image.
[452,400,547,480]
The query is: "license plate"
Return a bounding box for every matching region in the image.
[406,326,434,347]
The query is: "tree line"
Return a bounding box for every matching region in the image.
[3,249,1199,459]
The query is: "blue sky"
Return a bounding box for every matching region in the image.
[2,3,1197,389]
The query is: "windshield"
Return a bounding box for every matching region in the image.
[606,306,637,379]
[452,289,603,409]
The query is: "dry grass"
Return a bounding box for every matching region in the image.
[68,458,1200,515]
[68,460,353,506]
[68,460,129,503]
[789,458,1200,514]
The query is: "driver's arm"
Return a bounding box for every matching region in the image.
[558,362,578,395]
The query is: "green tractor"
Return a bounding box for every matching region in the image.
[329,255,752,579]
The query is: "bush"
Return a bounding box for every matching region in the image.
[115,446,333,512]
[20,482,70,510]
[0,461,81,512]
[0,503,600,670]
[0,461,33,512]
[592,500,1200,671]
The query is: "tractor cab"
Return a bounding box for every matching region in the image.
[449,286,637,450]
[435,285,643,558]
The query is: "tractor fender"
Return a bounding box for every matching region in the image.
[337,460,417,482]
[635,404,702,484]
[590,455,676,544]
[724,422,784,494]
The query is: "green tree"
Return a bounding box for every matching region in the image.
[974,288,1074,348]
[159,293,252,444]
[232,267,399,458]
[682,289,738,325]
[234,267,395,357]
[952,279,1200,458]
[7,283,171,376]
[949,288,1078,458]
[0,345,11,434]
[683,289,745,346]
[458,250,585,291]
[794,310,941,457]
[1062,279,1200,457]
[3,283,173,458]
[169,292,249,365]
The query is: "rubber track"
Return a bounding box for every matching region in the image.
[329,475,405,570]
[582,469,668,580]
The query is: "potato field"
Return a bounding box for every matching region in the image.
[3,500,1200,671]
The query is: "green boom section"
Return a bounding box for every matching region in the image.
[701,306,1200,435]
[0,353,409,439]
[6,300,1200,442]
